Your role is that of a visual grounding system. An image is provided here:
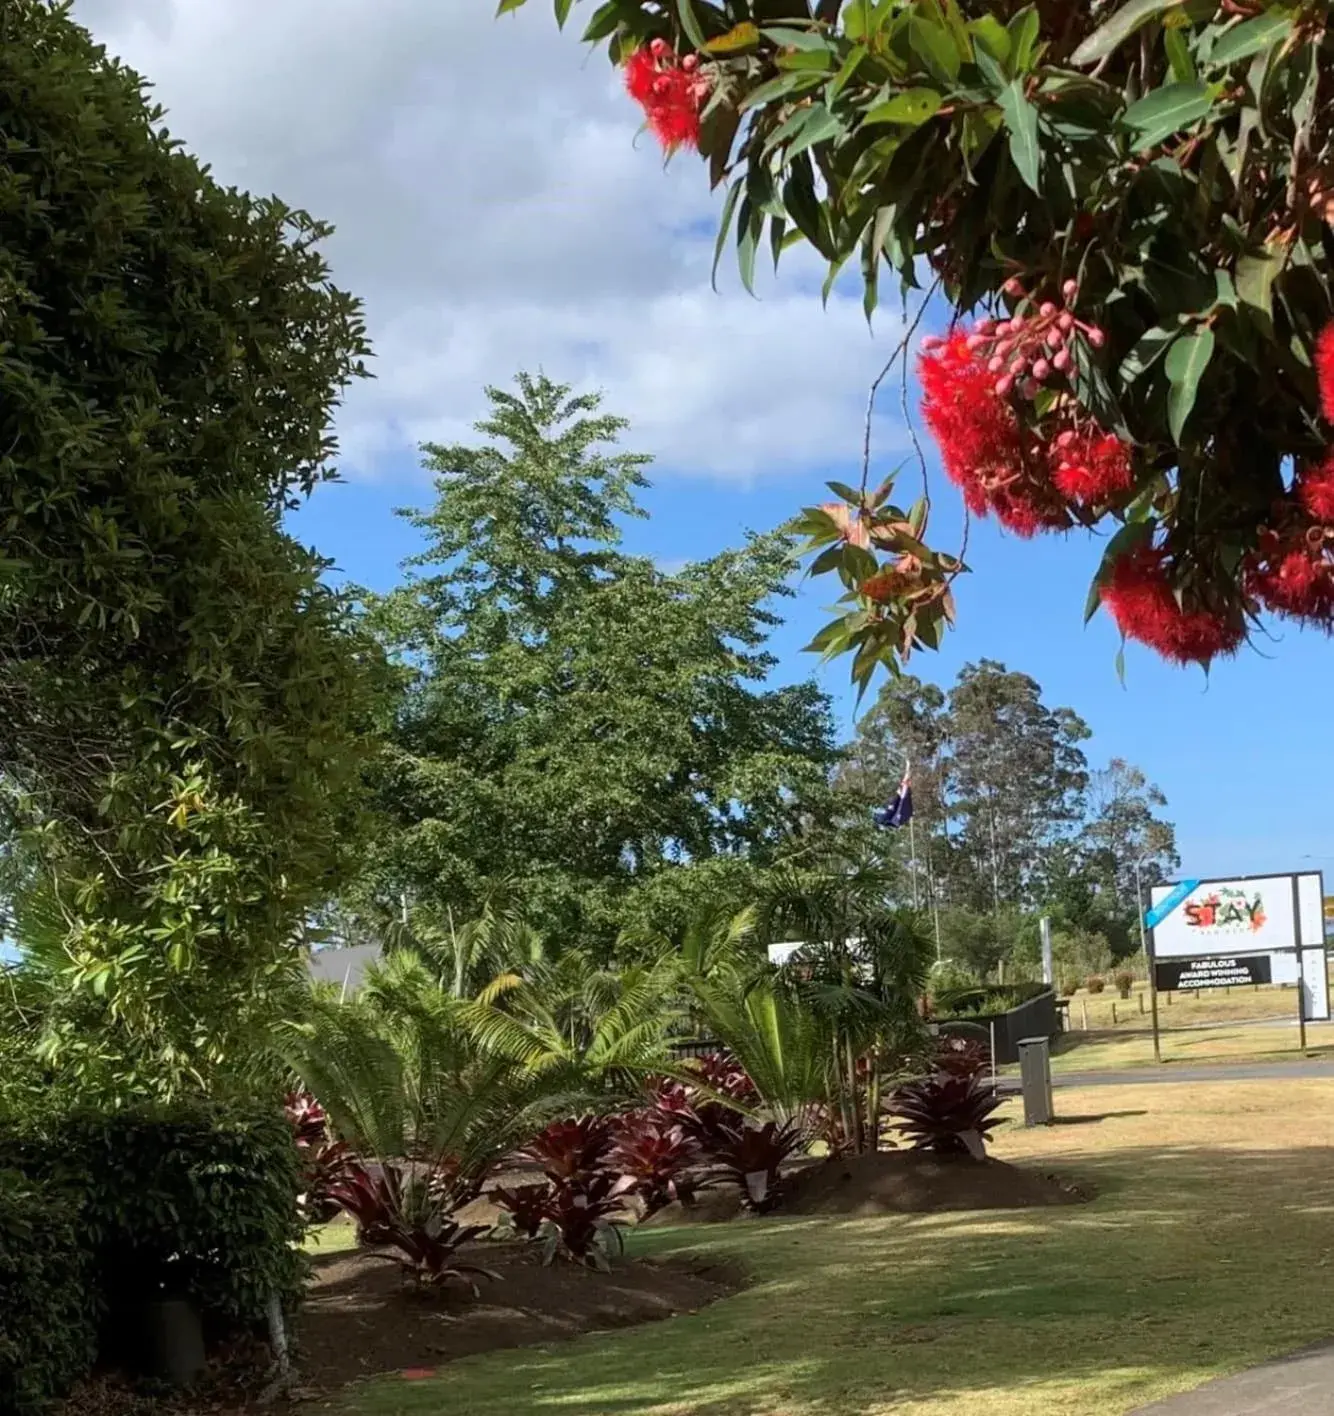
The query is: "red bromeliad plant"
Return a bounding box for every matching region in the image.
[537,1172,627,1270]
[520,1117,615,1185]
[507,0,1334,679]
[284,1090,354,1225]
[607,1111,704,1214]
[326,1160,498,1290]
[492,1182,551,1239]
[705,1118,806,1210]
[889,1074,1002,1161]
[932,1033,992,1082]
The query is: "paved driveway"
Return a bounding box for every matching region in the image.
[1132,1343,1334,1413]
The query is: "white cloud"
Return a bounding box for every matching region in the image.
[72,0,911,482]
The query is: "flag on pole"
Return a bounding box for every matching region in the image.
[874,774,913,830]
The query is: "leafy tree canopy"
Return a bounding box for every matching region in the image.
[352,373,840,949]
[516,0,1334,680]
[0,1,376,1095]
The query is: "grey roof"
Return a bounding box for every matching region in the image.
[308,943,380,994]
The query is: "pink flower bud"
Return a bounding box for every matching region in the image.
[1058,312,1074,332]
[1062,278,1079,300]
[653,75,672,95]
[1046,328,1064,349]
[1039,302,1056,319]
[1086,326,1106,349]
[682,52,699,71]
[1056,429,1076,449]
[1003,277,1025,297]
[996,339,1014,357]
[1020,379,1039,400]
[650,37,670,57]
[1032,358,1051,380]
[996,375,1015,396]
[987,356,1004,374]
[966,334,986,352]
[997,320,1014,335]
[1010,356,1027,375]
[1052,348,1071,371]
[976,319,996,336]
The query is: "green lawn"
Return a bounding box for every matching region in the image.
[1046,1018,1334,1073]
[330,1079,1334,1416]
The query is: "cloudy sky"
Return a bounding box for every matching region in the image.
[71,0,1334,881]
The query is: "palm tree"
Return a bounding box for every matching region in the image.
[382,888,546,1000]
[460,948,683,1102]
[758,847,933,1151]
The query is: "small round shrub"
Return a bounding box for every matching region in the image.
[1060,979,1079,998]
[1115,971,1136,999]
[1086,975,1106,994]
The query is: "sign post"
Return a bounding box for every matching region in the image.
[1039,916,1053,987]
[1147,871,1329,1056]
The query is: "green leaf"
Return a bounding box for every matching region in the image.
[1119,325,1176,382]
[704,21,760,53]
[1164,27,1195,83]
[1235,242,1284,321]
[675,0,707,48]
[1008,6,1042,72]
[495,0,527,13]
[830,43,870,100]
[969,15,1011,65]
[998,80,1042,193]
[581,2,622,42]
[736,196,761,294]
[739,70,825,112]
[1121,81,1217,150]
[1115,644,1127,685]
[762,26,833,51]
[712,178,744,292]
[1071,0,1185,67]
[786,105,845,161]
[553,0,575,25]
[908,16,961,84]
[1208,12,1292,69]
[1164,325,1216,443]
[863,88,943,127]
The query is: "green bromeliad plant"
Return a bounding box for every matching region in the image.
[507,0,1334,681]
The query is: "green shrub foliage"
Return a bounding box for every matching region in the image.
[0,1101,304,1333]
[0,1170,96,1414]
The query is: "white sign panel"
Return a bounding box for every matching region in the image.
[1149,873,1329,1021]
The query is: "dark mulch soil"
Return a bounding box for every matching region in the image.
[58,1243,744,1416]
[645,1150,1089,1225]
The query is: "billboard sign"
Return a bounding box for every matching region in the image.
[1154,955,1272,993]
[1148,872,1329,1021]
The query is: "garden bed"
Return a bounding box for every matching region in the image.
[58,1244,743,1415]
[645,1151,1088,1225]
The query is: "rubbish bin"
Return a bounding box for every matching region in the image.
[1016,1036,1054,1127]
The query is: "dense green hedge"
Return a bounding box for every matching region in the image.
[0,1099,303,1402]
[933,980,1052,1020]
[0,1170,96,1414]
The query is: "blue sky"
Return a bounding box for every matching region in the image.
[75,0,1334,894]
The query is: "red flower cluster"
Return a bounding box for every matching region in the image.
[1299,455,1334,523]
[1317,322,1334,425]
[918,316,1132,536]
[1051,427,1134,505]
[624,40,710,152]
[1101,545,1245,666]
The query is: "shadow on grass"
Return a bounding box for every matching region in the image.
[335,1139,1334,1416]
[1047,1110,1149,1126]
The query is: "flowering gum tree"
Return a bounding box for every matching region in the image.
[500,0,1334,684]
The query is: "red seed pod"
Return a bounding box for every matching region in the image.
[1046,328,1064,350]
[1086,327,1106,349]
[1058,312,1074,333]
[1032,358,1051,380]
[996,339,1014,357]
[976,319,997,336]
[1039,302,1056,318]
